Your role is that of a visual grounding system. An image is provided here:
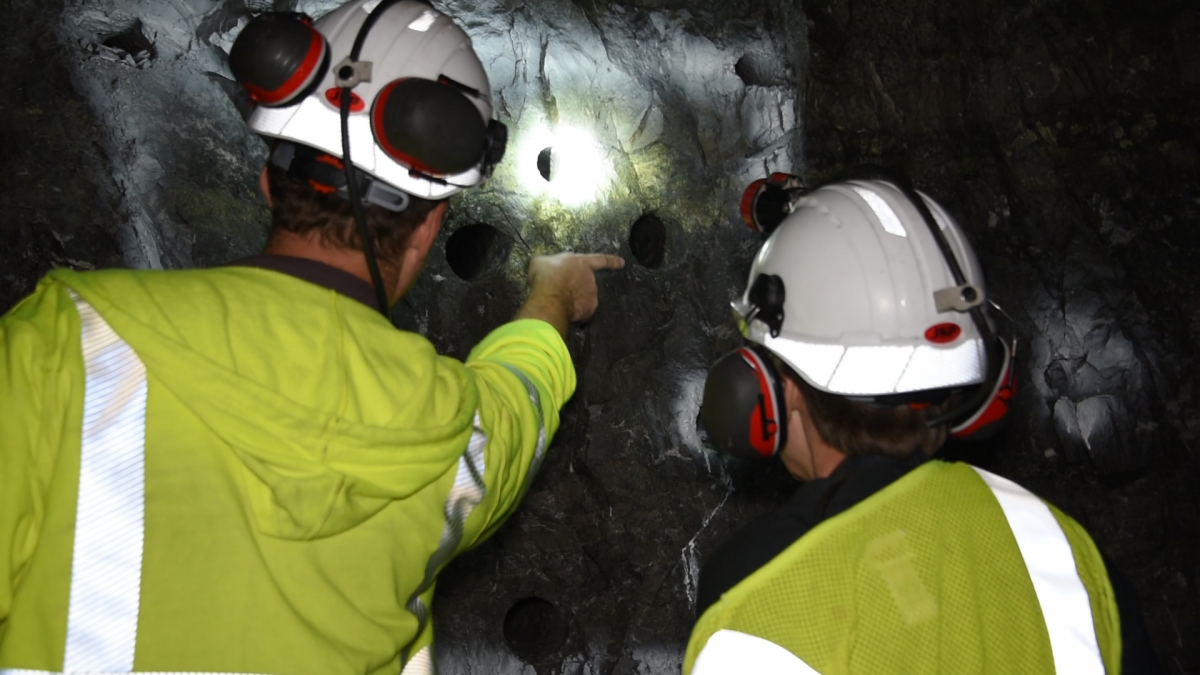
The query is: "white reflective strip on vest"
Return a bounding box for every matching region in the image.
[692,630,821,675]
[972,467,1105,675]
[399,646,434,675]
[402,414,488,664]
[64,296,148,673]
[500,365,547,490]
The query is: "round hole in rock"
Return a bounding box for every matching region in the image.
[734,52,787,87]
[445,223,512,281]
[102,19,157,61]
[629,213,667,269]
[503,596,567,663]
[537,147,553,181]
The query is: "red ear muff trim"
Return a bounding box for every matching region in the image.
[739,173,805,235]
[241,28,328,106]
[373,79,440,175]
[740,179,768,231]
[372,78,488,177]
[737,347,784,457]
[951,338,1015,439]
[701,346,788,459]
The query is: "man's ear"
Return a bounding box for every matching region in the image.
[407,201,449,256]
[259,165,273,209]
[782,374,805,419]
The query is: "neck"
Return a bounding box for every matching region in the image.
[262,230,399,305]
[811,442,847,479]
[803,422,847,480]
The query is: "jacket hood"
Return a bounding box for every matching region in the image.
[54,267,476,540]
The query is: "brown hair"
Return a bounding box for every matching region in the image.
[776,357,956,459]
[265,161,441,261]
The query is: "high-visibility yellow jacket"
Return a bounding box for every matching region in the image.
[685,460,1123,675]
[0,266,575,675]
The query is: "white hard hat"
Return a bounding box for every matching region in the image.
[735,179,990,398]
[243,0,498,200]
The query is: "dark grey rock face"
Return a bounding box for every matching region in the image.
[0,0,1197,672]
[801,0,1200,670]
[59,0,271,269]
[0,0,122,312]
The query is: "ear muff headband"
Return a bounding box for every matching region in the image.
[701,346,787,460]
[950,336,1015,440]
[372,78,489,176]
[230,14,330,107]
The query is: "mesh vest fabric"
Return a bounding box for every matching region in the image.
[685,460,1121,675]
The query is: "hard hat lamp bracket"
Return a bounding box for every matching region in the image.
[333,57,373,88]
[934,283,985,313]
[746,274,786,338]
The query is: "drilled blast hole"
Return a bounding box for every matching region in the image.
[445,223,512,281]
[537,147,553,181]
[102,19,157,61]
[503,596,567,664]
[734,52,788,87]
[629,213,667,269]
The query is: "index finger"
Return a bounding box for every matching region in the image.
[579,253,626,271]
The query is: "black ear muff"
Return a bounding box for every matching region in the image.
[702,345,788,460]
[230,14,330,107]
[950,336,1016,441]
[372,78,488,176]
[484,119,509,174]
[739,173,805,235]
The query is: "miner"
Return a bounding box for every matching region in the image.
[688,176,1159,673]
[0,1,621,672]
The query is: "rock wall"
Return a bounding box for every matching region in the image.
[0,0,121,313]
[0,0,1196,671]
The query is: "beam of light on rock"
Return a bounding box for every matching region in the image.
[518,124,609,206]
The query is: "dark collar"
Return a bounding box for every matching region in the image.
[226,255,382,312]
[787,453,927,525]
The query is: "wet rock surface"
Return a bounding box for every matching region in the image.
[0,0,1197,672]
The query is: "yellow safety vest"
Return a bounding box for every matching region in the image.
[686,460,1122,674]
[0,268,574,675]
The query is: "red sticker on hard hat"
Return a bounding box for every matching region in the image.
[925,323,962,344]
[325,88,365,112]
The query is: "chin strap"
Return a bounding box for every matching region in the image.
[338,0,406,323]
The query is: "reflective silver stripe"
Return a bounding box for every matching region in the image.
[401,414,487,664]
[972,467,1104,675]
[692,630,821,675]
[64,296,147,673]
[500,365,547,489]
[398,646,434,675]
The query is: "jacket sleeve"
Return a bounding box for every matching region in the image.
[457,319,575,550]
[0,279,83,628]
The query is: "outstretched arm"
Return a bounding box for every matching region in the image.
[514,253,626,339]
[458,252,624,550]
